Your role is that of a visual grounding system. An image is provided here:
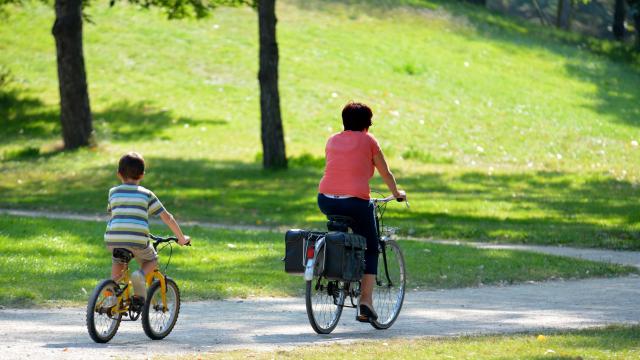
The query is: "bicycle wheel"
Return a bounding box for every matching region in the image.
[370,240,406,329]
[86,279,122,343]
[142,277,181,340]
[305,276,345,334]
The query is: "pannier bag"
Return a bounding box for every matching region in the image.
[324,232,367,282]
[284,230,325,274]
[284,229,309,274]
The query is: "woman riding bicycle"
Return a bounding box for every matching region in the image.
[317,101,406,323]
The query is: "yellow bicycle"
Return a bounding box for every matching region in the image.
[86,235,188,343]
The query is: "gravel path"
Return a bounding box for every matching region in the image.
[1,276,639,359]
[418,239,640,269]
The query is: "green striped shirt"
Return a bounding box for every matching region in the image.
[104,184,165,248]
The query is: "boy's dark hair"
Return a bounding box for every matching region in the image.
[118,152,145,180]
[342,102,373,131]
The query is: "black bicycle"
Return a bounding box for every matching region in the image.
[304,195,408,334]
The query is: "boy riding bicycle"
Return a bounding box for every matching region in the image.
[104,152,190,310]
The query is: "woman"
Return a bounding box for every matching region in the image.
[318,101,406,322]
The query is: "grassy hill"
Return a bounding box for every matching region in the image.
[1,0,640,248]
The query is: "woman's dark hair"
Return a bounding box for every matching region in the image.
[342,102,373,131]
[118,152,145,180]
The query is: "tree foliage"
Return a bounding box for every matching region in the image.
[111,0,255,19]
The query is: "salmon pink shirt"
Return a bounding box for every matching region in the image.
[318,130,382,200]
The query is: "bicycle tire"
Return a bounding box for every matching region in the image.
[141,277,181,340]
[370,240,406,330]
[305,277,345,334]
[86,279,122,343]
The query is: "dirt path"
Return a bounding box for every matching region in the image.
[1,276,639,359]
[418,239,640,269]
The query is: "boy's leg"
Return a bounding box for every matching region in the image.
[111,263,127,281]
[130,244,158,299]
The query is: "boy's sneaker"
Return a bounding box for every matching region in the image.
[131,296,145,312]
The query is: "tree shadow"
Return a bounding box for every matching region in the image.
[0,86,228,150]
[3,156,639,249]
[0,87,59,145]
[93,101,227,141]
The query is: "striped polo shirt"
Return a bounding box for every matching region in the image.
[104,184,165,248]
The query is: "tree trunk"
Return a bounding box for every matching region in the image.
[632,2,640,47]
[465,0,486,5]
[556,0,573,30]
[613,0,626,40]
[258,0,287,169]
[52,0,93,149]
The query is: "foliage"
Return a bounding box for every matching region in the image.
[111,0,256,18]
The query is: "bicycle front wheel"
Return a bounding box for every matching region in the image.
[142,277,181,340]
[371,240,406,330]
[86,279,122,343]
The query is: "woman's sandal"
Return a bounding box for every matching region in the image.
[357,303,378,323]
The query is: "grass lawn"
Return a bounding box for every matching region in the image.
[0,215,635,307]
[1,1,640,249]
[185,325,640,360]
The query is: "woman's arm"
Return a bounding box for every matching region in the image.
[373,152,406,200]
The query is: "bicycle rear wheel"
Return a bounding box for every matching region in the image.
[370,240,406,329]
[142,277,181,340]
[305,276,345,334]
[86,279,122,343]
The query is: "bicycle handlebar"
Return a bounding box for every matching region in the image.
[149,234,191,246]
[372,195,410,208]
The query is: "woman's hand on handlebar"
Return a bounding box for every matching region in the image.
[393,190,407,202]
[178,235,191,246]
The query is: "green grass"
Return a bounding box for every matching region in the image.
[0,215,635,306]
[186,325,640,360]
[1,1,640,249]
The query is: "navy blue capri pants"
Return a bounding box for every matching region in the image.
[317,194,379,275]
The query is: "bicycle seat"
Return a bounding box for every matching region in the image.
[112,248,134,263]
[326,215,355,232]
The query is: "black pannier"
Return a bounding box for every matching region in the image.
[324,232,367,282]
[284,230,325,275]
[284,229,309,274]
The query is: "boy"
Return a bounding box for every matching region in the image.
[105,152,190,309]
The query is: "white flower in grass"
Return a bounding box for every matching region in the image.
[631,140,638,147]
[227,243,237,249]
[556,153,562,160]
[476,146,484,153]
[331,92,338,98]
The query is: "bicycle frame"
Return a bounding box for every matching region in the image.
[375,203,394,287]
[107,267,168,315]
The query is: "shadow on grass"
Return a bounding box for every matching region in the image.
[2,156,640,249]
[0,86,227,151]
[1,215,634,306]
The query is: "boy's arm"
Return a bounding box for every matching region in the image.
[159,211,190,246]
